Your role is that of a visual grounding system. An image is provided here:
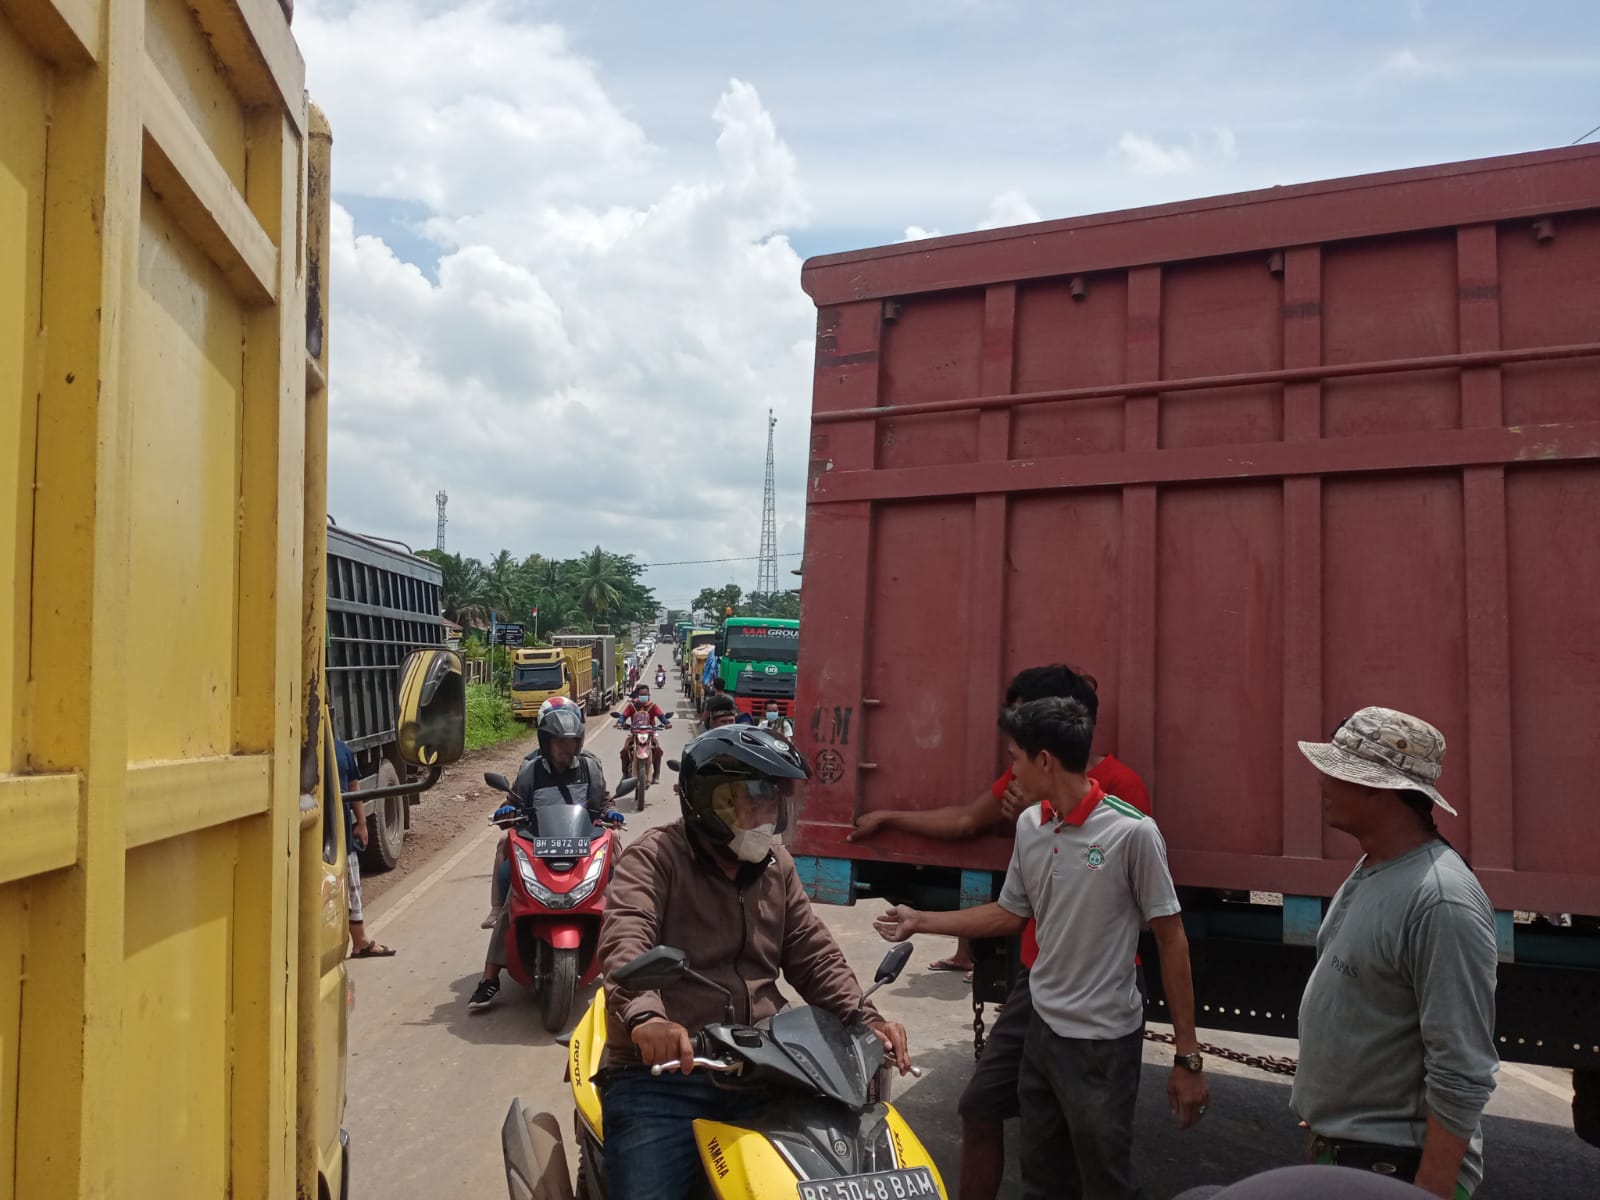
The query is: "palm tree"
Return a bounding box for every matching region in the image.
[573,545,626,622]
[483,549,518,619]
[419,550,489,627]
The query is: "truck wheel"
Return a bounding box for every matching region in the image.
[541,947,579,1034]
[361,760,405,872]
[1576,1067,1600,1148]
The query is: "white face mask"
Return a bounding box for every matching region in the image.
[728,822,777,863]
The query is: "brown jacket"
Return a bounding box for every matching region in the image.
[599,821,879,1066]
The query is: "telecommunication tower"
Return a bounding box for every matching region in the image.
[435,490,448,551]
[756,411,779,598]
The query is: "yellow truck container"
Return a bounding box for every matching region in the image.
[0,2,464,1196]
[510,645,594,719]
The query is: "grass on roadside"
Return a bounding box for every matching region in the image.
[465,683,527,751]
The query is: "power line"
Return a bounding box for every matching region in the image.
[1572,122,1600,146]
[639,552,802,569]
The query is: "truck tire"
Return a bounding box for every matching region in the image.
[541,946,579,1034]
[361,759,405,872]
[1576,1067,1600,1148]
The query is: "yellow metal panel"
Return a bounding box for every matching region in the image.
[144,0,246,191]
[0,881,24,1200]
[189,0,306,136]
[0,13,46,773]
[125,755,270,848]
[0,0,100,63]
[15,0,144,1190]
[8,1,325,1193]
[126,182,244,762]
[119,828,235,1198]
[140,55,277,305]
[0,774,78,884]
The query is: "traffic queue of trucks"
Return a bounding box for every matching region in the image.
[790,145,1600,1144]
[2,9,468,1195]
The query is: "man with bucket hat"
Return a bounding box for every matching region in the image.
[1292,707,1498,1199]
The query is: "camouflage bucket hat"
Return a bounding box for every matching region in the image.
[1296,706,1456,817]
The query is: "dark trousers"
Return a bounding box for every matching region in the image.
[599,1070,765,1200]
[1018,1018,1146,1200]
[959,973,1032,1120]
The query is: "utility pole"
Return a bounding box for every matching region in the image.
[435,490,448,551]
[756,410,778,601]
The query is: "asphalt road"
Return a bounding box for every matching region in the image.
[344,651,1599,1199]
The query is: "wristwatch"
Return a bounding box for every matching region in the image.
[1175,1051,1204,1073]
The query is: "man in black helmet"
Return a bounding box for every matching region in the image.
[468,699,607,1012]
[597,726,914,1200]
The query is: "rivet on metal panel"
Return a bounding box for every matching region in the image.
[857,762,879,771]
[1068,275,1088,301]
[861,698,881,707]
[882,299,903,322]
[1532,218,1556,244]
[1266,250,1286,276]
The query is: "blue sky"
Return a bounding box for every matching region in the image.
[298,0,1599,609]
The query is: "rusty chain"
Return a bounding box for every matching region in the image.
[971,993,987,1061]
[1143,1027,1299,1077]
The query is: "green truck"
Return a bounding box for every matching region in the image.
[716,617,800,720]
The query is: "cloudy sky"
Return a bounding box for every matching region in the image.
[296,0,1599,613]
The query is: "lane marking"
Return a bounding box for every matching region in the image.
[366,822,497,939]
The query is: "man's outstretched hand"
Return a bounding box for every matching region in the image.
[868,1019,913,1074]
[631,1017,695,1074]
[873,905,920,943]
[848,811,893,842]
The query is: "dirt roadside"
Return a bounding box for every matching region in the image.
[357,727,541,907]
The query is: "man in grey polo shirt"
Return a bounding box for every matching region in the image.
[1293,707,1498,1198]
[875,697,1208,1200]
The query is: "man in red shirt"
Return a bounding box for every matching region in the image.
[849,663,1150,1200]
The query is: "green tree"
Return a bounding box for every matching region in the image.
[746,590,801,619]
[482,549,518,619]
[692,583,743,618]
[573,545,627,623]
[418,549,488,627]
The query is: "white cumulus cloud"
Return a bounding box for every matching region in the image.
[1114,132,1197,176]
[977,190,1042,230]
[298,1,817,608]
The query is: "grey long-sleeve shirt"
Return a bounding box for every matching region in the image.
[1291,840,1499,1196]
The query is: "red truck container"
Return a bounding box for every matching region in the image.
[791,144,1600,1136]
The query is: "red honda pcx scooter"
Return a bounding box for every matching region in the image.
[484,771,636,1033]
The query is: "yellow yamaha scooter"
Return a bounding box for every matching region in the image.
[501,942,948,1200]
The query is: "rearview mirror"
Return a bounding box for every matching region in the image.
[484,773,511,793]
[614,778,638,797]
[395,648,466,767]
[874,942,914,986]
[610,945,688,990]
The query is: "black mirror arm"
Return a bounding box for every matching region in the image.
[681,965,738,1024]
[353,763,443,802]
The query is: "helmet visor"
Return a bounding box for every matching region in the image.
[709,778,794,838]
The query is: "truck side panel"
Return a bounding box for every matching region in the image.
[2,1,329,1195]
[794,146,1600,918]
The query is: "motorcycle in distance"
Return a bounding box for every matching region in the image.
[483,772,637,1034]
[655,665,667,689]
[610,708,669,812]
[499,940,949,1200]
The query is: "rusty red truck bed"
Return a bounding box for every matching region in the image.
[790,145,1600,1117]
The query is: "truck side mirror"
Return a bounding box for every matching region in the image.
[395,648,466,767]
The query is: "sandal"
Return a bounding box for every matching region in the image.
[927,958,973,973]
[350,942,397,958]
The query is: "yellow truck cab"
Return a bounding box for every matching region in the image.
[1,4,465,1195]
[510,645,594,719]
